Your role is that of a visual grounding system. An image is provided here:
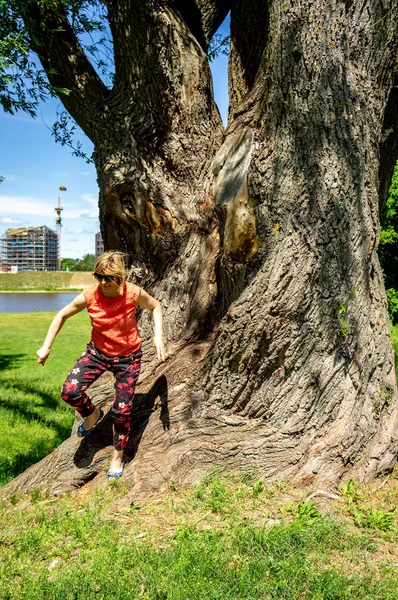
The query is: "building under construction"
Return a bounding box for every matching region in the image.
[1,225,59,271]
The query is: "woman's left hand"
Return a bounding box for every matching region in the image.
[153,335,166,362]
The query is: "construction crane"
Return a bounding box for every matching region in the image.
[55,186,65,270]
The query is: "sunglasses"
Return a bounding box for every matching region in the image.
[94,272,115,283]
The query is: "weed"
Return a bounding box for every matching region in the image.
[338,478,361,506]
[240,470,255,484]
[281,500,321,526]
[337,288,357,338]
[252,477,264,499]
[169,479,178,492]
[374,386,392,414]
[296,500,321,525]
[352,506,396,531]
[30,488,42,503]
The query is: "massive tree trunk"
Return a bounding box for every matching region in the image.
[3,0,398,499]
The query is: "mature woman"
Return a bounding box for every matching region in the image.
[36,251,165,480]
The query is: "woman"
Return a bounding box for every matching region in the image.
[36,251,165,480]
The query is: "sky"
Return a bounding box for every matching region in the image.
[0,15,229,259]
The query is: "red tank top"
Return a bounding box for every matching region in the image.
[83,282,142,356]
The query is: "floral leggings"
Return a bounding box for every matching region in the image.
[61,342,142,450]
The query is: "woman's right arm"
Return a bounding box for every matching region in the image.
[36,293,87,366]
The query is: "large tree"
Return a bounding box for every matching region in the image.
[2,0,398,499]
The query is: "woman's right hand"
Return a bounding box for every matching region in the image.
[36,346,51,366]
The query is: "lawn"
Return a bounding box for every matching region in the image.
[0,311,92,485]
[0,470,397,599]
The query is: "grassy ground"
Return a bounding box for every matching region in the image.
[0,311,92,485]
[0,319,397,597]
[0,470,397,599]
[0,271,94,291]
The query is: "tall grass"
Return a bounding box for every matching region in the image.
[0,311,92,485]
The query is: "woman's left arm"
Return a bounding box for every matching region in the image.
[136,288,165,361]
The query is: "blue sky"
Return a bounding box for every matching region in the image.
[0,16,229,259]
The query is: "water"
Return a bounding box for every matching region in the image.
[0,292,79,313]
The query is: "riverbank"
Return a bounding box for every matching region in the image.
[0,271,95,291]
[0,289,83,293]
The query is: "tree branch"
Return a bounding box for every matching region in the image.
[172,0,231,49]
[19,0,109,142]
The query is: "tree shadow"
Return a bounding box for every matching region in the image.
[0,382,73,484]
[0,379,60,410]
[0,354,26,371]
[0,439,58,487]
[73,374,169,468]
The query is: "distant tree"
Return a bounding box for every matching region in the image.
[380,162,398,289]
[71,253,95,272]
[380,162,398,322]
[61,257,77,271]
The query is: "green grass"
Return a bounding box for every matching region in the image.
[0,271,94,291]
[0,471,397,599]
[0,311,92,485]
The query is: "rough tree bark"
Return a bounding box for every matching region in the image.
[3,0,398,500]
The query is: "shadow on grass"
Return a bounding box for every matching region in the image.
[0,379,60,410]
[0,354,27,371]
[0,439,59,487]
[73,375,169,468]
[0,379,73,484]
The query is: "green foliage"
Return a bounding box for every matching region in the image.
[337,288,357,338]
[338,479,362,507]
[0,0,109,115]
[252,477,264,499]
[352,506,396,532]
[373,386,392,415]
[338,478,396,532]
[60,257,77,271]
[207,33,230,62]
[189,471,232,513]
[0,0,110,157]
[380,162,398,321]
[386,288,398,324]
[295,500,322,525]
[71,253,95,271]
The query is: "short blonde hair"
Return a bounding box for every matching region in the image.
[94,251,127,291]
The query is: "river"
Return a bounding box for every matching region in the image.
[0,292,79,313]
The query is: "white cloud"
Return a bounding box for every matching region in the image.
[74,228,94,234]
[1,216,22,224]
[0,196,54,216]
[79,211,98,219]
[81,193,97,205]
[3,174,17,182]
[80,171,92,176]
[0,195,99,221]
